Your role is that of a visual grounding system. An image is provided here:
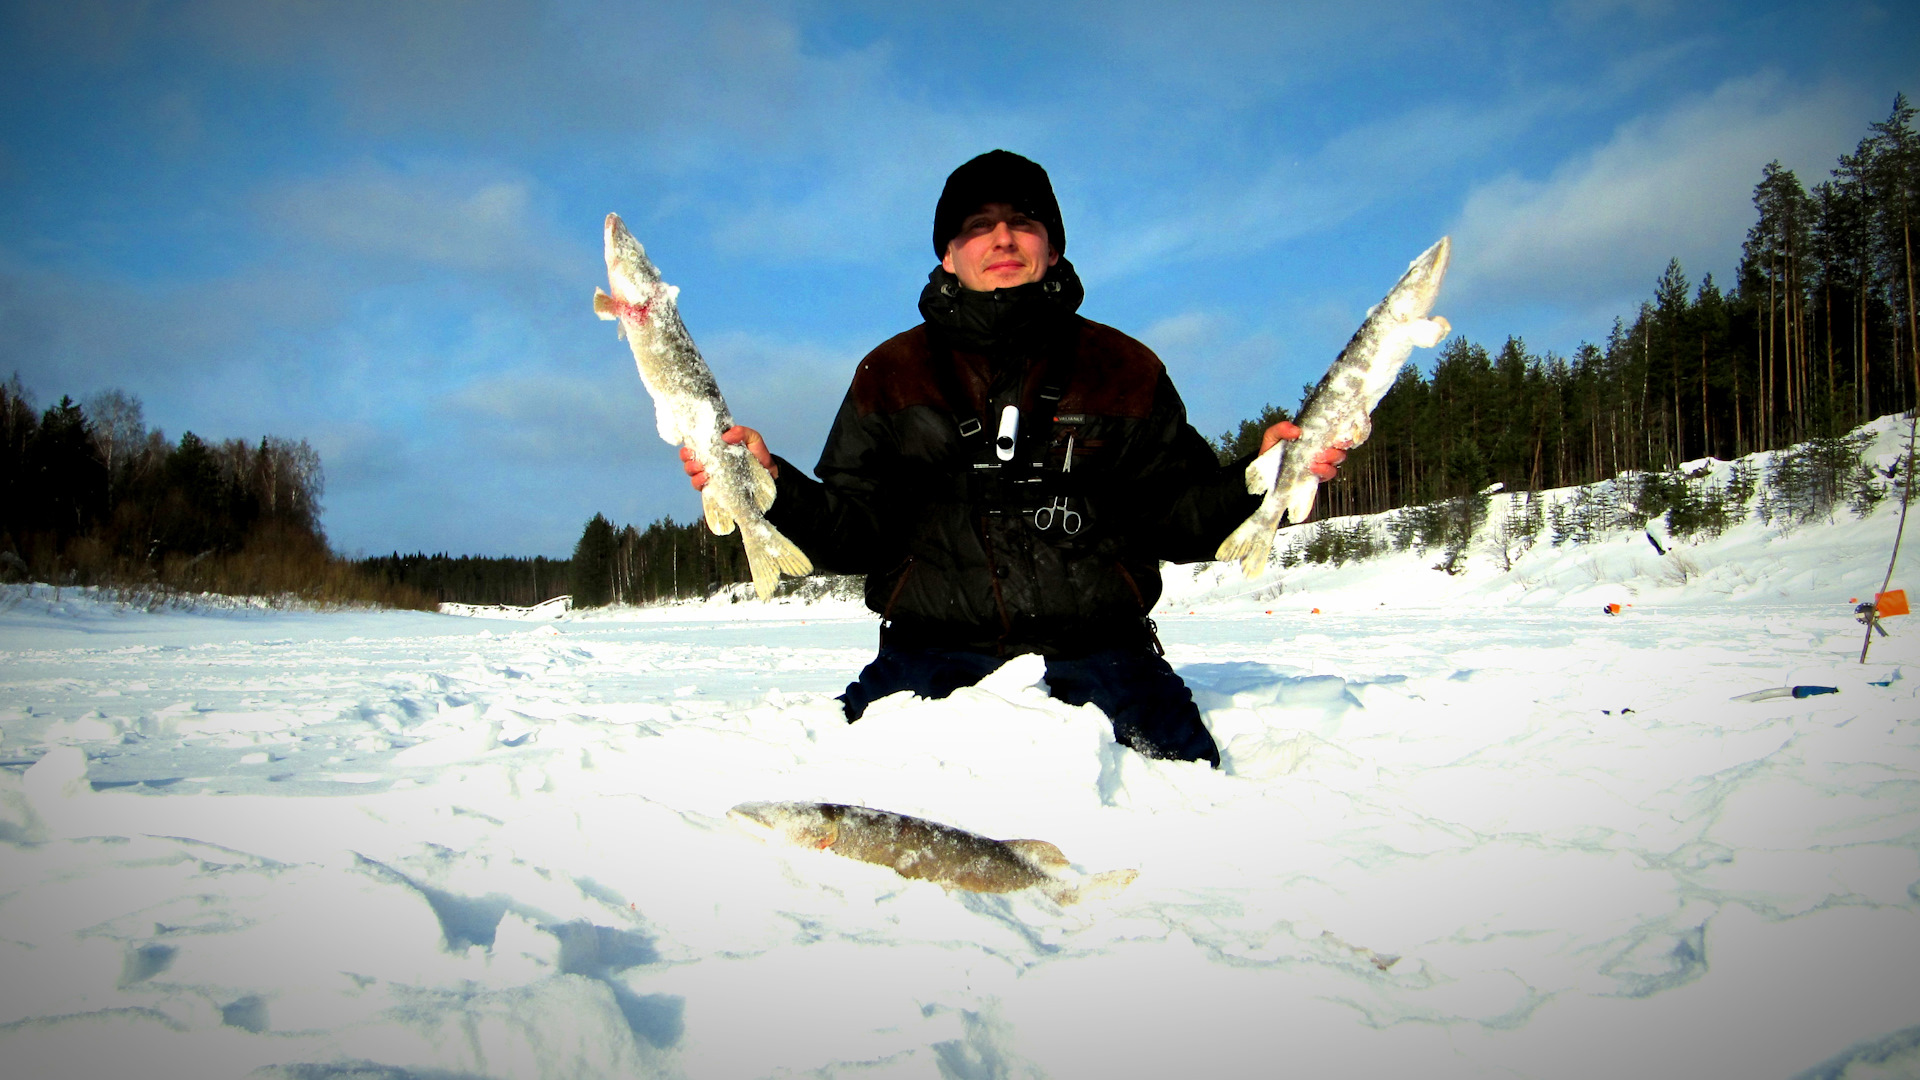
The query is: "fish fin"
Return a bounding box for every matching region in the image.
[595,288,627,340]
[749,455,777,512]
[1407,315,1449,349]
[1282,479,1321,529]
[739,521,813,602]
[653,399,680,445]
[1244,441,1284,494]
[1005,840,1069,870]
[1335,413,1373,449]
[702,488,737,536]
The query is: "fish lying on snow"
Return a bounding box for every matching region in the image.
[728,801,1138,906]
[595,212,811,600]
[1217,237,1453,576]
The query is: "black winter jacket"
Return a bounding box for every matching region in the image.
[765,261,1260,657]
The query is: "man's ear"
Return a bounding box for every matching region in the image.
[1047,246,1060,267]
[941,247,957,274]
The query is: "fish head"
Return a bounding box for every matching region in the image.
[727,801,836,848]
[1379,236,1451,322]
[603,212,663,292]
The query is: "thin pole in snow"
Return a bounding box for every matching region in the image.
[1863,407,1920,663]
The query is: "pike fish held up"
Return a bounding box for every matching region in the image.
[1217,237,1453,576]
[594,213,811,601]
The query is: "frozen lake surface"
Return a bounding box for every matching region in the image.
[2,454,1918,1077]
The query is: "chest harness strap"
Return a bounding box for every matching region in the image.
[926,329,1077,504]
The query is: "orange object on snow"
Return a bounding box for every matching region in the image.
[1311,608,1321,614]
[1606,603,1622,615]
[1876,589,1910,617]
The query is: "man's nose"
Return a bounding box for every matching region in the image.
[988,221,1017,247]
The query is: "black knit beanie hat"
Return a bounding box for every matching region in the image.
[931,150,1065,258]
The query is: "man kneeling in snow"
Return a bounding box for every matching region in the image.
[682,150,1343,767]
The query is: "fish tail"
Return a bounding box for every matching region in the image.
[1082,868,1138,901]
[740,521,813,602]
[1039,879,1081,906]
[1039,867,1137,907]
[1215,512,1277,578]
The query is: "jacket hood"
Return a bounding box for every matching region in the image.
[918,258,1085,352]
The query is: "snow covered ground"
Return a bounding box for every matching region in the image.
[3,429,1919,1078]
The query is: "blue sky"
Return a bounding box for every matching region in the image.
[2,1,1912,557]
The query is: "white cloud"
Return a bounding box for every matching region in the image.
[263,163,588,280]
[1077,93,1567,282]
[1134,310,1300,434]
[698,330,862,466]
[1446,75,1865,310]
[442,372,653,466]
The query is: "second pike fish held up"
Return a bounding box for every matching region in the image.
[594,213,811,601]
[1217,236,1453,577]
[728,801,1138,907]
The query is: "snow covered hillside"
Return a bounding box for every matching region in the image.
[1,421,1917,1079]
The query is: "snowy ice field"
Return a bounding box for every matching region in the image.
[3,423,1920,1079]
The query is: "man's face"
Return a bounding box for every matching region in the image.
[941,202,1058,291]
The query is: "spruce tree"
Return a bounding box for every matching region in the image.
[571,513,618,607]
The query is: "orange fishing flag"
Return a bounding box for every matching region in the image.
[1876,590,1909,617]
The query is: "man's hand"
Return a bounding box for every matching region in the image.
[682,426,777,491]
[1259,420,1347,481]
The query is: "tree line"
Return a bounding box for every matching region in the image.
[568,513,754,607]
[0,380,427,605]
[351,552,572,608]
[357,514,759,610]
[0,373,745,610]
[1228,95,1919,522]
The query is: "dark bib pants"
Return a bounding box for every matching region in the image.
[839,644,1221,767]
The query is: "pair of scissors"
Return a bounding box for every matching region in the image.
[1031,496,1083,535]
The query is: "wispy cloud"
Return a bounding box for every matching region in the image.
[1078,92,1569,282]
[442,372,651,465]
[262,163,589,281]
[1135,310,1299,433]
[699,330,862,464]
[1447,74,1866,311]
